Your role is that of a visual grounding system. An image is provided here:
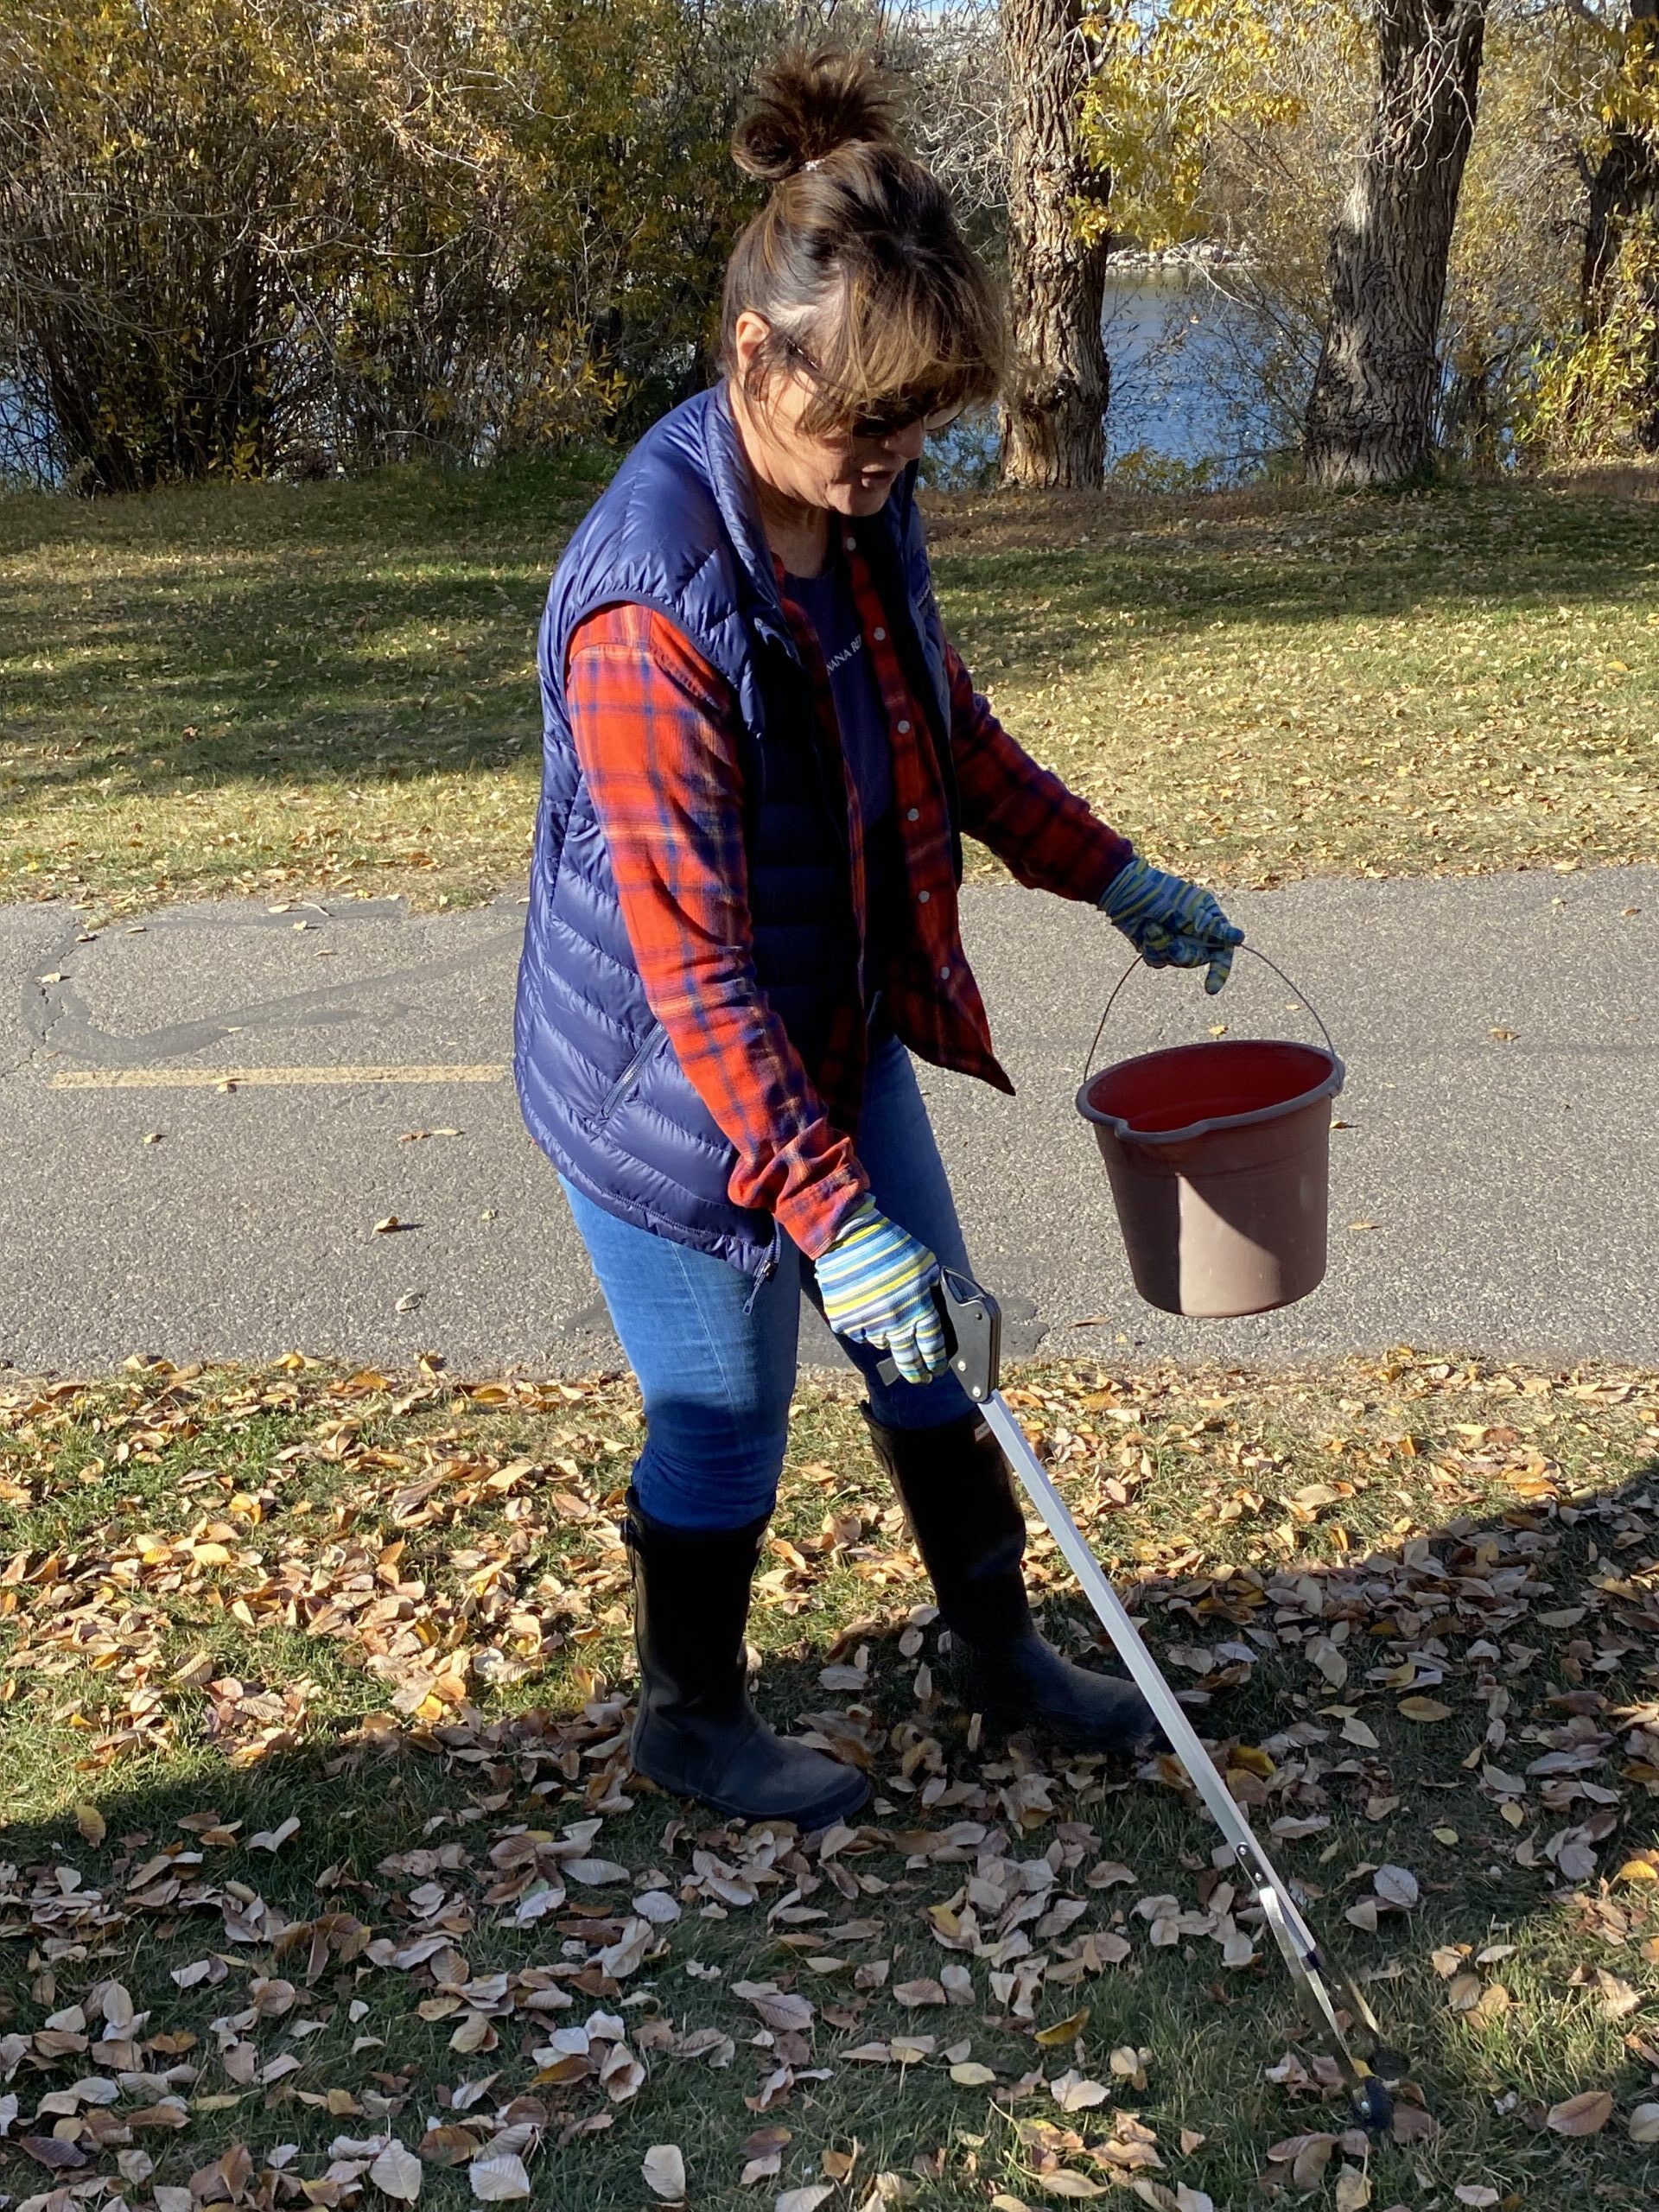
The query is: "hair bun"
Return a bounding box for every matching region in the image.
[732,46,899,183]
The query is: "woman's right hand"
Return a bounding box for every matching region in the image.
[816,1197,947,1385]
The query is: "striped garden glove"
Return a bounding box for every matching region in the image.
[1100,855,1243,995]
[816,1197,947,1386]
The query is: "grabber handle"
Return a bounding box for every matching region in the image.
[872,1268,1002,1400]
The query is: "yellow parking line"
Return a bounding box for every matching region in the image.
[50,1064,508,1090]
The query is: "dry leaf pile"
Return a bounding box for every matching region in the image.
[3,1354,1659,2209]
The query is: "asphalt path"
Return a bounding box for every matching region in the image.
[4,864,1656,1376]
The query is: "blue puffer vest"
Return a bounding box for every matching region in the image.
[514,384,960,1281]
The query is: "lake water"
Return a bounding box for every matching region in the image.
[925,265,1288,492]
[1103,267,1285,477]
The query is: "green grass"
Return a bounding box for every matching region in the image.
[3,1354,1659,2209]
[3,461,1659,918]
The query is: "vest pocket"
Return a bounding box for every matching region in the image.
[586,1025,663,1131]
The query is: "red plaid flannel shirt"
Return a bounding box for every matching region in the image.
[564,532,1131,1259]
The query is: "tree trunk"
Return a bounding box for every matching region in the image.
[1582,1,1659,452]
[1304,0,1486,487]
[999,0,1112,487]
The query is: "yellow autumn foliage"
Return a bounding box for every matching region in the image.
[0,0,780,489]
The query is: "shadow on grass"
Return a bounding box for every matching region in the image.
[3,1446,1658,2210]
[0,458,609,817]
[3,465,1658,818]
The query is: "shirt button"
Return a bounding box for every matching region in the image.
[843,533,856,551]
[906,807,920,823]
[938,964,951,982]
[917,888,930,904]
[897,718,911,734]
[873,627,886,642]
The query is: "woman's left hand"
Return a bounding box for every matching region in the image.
[1100,855,1243,995]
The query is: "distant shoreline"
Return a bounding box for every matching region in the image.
[1106,241,1254,272]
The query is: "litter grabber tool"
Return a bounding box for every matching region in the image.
[877,1268,1404,2128]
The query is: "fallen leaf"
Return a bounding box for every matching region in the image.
[1398,1697,1452,1723]
[1547,2090,1614,2137]
[22,2137,89,2170]
[1082,1858,1135,1893]
[74,1804,105,1846]
[563,1858,630,1885]
[468,2152,532,2200]
[775,2189,834,2212]
[420,2126,480,2166]
[950,2062,997,2087]
[642,2145,686,2202]
[1034,2007,1090,2048]
[248,1816,300,1853]
[1334,2166,1370,2212]
[1374,1865,1419,1910]
[1050,2070,1109,2112]
[893,1979,946,2008]
[734,1982,815,2034]
[1452,2190,1499,2209]
[368,2143,423,2202]
[1628,2103,1659,2143]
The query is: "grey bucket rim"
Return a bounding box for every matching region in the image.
[1076,1037,1346,1150]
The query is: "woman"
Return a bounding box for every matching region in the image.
[515,48,1242,1830]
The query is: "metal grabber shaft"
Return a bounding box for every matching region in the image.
[879,1268,1401,2128]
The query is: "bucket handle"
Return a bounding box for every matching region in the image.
[1082,945,1340,1090]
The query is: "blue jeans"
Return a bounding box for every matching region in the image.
[561,1033,974,1529]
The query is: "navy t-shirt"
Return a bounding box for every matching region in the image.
[785,550,903,1012]
[785,551,893,828]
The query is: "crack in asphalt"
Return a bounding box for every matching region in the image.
[28,920,521,1068]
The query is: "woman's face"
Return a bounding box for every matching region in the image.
[730,310,929,518]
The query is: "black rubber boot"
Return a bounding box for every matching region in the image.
[862,1409,1159,1757]
[624,1491,870,1828]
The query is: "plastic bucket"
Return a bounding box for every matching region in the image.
[1075,954,1344,1319]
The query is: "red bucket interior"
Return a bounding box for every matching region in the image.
[1084,1039,1336,1137]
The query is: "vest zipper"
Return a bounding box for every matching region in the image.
[742,1222,786,1312]
[589,1029,658,1128]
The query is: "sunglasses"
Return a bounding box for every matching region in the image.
[784,338,965,441]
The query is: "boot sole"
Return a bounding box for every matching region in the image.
[977,1705,1160,1758]
[628,1745,872,1831]
[953,1676,1163,1758]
